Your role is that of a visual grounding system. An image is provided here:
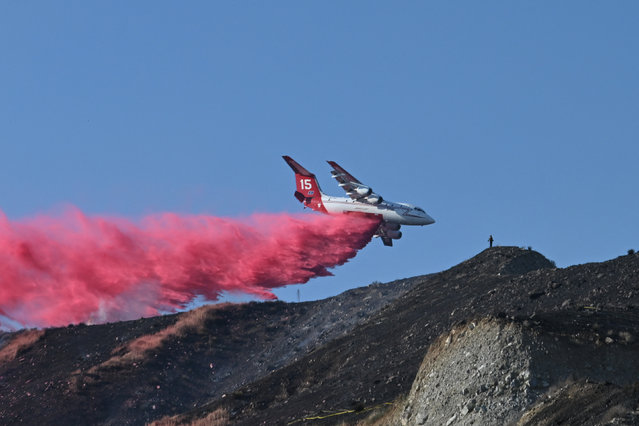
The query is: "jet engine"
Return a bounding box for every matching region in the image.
[355,186,372,197]
[386,230,402,239]
[384,222,400,231]
[366,194,383,204]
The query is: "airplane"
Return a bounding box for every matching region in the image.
[282,156,435,246]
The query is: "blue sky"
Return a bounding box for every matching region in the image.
[2,2,638,303]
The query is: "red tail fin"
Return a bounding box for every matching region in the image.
[282,156,327,213]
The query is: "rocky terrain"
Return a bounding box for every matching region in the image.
[395,312,639,425]
[1,246,638,425]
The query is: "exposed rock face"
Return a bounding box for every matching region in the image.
[396,313,639,426]
[399,319,535,426]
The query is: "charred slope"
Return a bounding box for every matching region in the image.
[2,247,638,425]
[0,278,415,425]
[172,247,639,425]
[518,381,639,426]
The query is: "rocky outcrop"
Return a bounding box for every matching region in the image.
[396,312,639,425]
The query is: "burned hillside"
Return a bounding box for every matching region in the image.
[0,276,414,425]
[157,247,639,425]
[1,247,639,425]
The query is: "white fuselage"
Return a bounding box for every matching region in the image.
[321,194,435,226]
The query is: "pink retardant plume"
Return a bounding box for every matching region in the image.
[0,208,380,329]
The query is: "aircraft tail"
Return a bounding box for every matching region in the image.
[282,156,327,213]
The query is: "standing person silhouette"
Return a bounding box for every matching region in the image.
[488,235,494,248]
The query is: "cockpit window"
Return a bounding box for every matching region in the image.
[415,207,425,213]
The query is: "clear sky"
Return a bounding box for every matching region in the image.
[2,2,638,304]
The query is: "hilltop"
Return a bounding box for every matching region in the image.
[1,246,638,425]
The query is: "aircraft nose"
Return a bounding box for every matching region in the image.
[423,214,435,225]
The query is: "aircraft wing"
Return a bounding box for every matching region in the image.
[327,161,383,204]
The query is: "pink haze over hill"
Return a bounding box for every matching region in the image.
[0,208,379,328]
